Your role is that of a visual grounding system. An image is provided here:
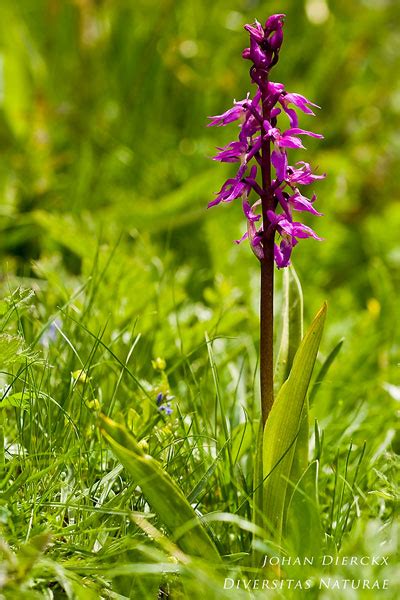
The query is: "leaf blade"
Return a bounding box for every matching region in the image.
[263,303,327,541]
[99,415,220,561]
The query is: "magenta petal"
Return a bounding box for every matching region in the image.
[277,136,305,149]
[270,107,282,119]
[243,199,261,222]
[285,127,324,139]
[266,209,283,227]
[274,187,290,217]
[291,222,323,240]
[284,92,320,113]
[274,239,292,268]
[282,106,298,128]
[235,231,249,244]
[244,20,264,42]
[289,191,323,216]
[268,81,285,96]
[265,14,286,30]
[207,106,242,127]
[213,141,247,162]
[288,162,326,185]
[271,150,288,180]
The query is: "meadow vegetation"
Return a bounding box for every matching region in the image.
[0,1,399,598]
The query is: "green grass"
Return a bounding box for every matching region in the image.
[1,0,399,598]
[0,238,398,598]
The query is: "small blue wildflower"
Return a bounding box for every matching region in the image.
[155,392,173,415]
[40,318,62,348]
[159,402,173,416]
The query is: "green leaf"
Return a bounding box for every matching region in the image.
[0,392,31,410]
[263,303,327,542]
[274,266,307,503]
[274,266,304,393]
[286,460,323,558]
[99,415,220,561]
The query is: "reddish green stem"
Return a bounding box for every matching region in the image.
[260,79,275,427]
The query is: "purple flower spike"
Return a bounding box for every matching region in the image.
[207,14,324,268]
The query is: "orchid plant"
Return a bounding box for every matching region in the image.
[208,13,325,425]
[208,14,327,546]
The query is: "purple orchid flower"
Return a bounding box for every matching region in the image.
[207,14,324,268]
[271,150,288,181]
[212,141,248,163]
[267,210,322,267]
[279,92,320,127]
[208,95,250,127]
[287,161,325,185]
[264,122,323,150]
[275,187,323,217]
[209,164,257,207]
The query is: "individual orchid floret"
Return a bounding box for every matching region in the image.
[208,95,251,127]
[209,165,257,207]
[272,153,325,188]
[286,161,326,186]
[275,187,322,217]
[267,210,322,241]
[267,210,322,268]
[244,20,264,43]
[264,122,323,150]
[213,141,248,163]
[279,92,320,127]
[265,14,285,50]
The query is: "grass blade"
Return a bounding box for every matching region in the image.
[99,415,220,561]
